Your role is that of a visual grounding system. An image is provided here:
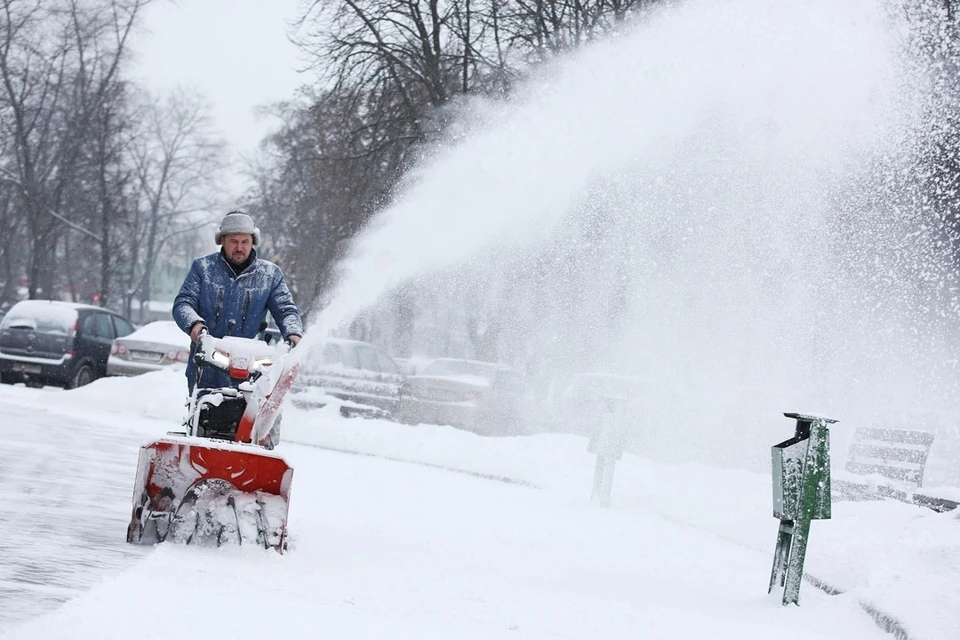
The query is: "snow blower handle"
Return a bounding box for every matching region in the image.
[194,330,227,374]
[195,328,210,361]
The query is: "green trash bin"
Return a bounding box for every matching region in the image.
[768,412,836,606]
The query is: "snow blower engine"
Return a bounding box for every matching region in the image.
[126,330,300,553]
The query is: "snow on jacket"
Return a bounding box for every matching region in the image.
[173,248,303,389]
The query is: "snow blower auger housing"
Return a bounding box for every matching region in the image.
[127,332,299,553]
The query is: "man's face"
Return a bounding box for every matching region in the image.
[222,234,253,266]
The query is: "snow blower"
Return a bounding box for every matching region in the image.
[127,331,299,553]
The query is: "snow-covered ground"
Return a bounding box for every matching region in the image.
[0,371,957,640]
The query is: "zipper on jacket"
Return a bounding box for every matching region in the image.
[241,290,252,332]
[214,287,224,327]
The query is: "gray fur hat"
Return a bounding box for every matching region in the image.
[215,211,260,246]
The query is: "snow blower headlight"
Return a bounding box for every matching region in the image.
[212,349,231,367]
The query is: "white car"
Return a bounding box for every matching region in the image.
[107,320,191,376]
[397,358,528,436]
[290,338,404,418]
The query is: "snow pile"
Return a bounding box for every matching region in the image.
[283,402,960,640]
[65,368,188,423]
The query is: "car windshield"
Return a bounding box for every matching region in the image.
[421,359,501,379]
[1,301,77,334]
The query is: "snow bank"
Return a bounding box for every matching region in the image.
[281,400,960,640]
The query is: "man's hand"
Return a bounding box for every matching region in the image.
[288,334,301,346]
[190,323,207,343]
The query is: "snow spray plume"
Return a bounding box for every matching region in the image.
[303,0,960,477]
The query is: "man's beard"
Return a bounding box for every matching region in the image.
[229,251,248,265]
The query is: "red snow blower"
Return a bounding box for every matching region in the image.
[126,332,299,552]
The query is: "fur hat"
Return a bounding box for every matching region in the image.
[215,211,260,246]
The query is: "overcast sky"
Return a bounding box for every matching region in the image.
[129,0,308,157]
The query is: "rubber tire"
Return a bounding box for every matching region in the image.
[69,364,94,389]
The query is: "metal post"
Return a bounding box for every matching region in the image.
[591,454,617,507]
[588,397,627,508]
[768,412,836,606]
[591,456,606,505]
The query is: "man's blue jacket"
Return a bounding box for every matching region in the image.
[172,248,304,390]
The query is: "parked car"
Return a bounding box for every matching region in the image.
[107,320,191,376]
[289,338,405,418]
[393,356,433,376]
[397,358,528,436]
[0,300,135,388]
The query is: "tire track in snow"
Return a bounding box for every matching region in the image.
[285,440,541,488]
[0,403,149,630]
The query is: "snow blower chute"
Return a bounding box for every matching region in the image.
[127,332,299,552]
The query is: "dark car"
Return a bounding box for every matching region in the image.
[0,300,135,388]
[290,338,404,418]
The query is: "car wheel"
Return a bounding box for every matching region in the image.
[69,364,94,389]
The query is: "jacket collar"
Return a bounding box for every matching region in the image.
[219,247,258,277]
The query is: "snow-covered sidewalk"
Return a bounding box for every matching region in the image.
[2,422,880,640]
[0,373,956,639]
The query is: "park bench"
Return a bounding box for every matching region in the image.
[833,426,957,512]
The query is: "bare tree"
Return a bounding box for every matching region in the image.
[270,0,652,319]
[125,87,226,321]
[0,181,23,305]
[59,76,132,308]
[500,0,648,59]
[0,0,148,300]
[248,90,382,313]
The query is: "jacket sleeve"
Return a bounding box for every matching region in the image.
[266,270,304,339]
[173,259,205,334]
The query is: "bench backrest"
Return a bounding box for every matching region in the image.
[845,427,935,488]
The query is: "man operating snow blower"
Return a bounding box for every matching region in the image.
[172,210,304,449]
[126,211,304,552]
[173,210,303,391]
